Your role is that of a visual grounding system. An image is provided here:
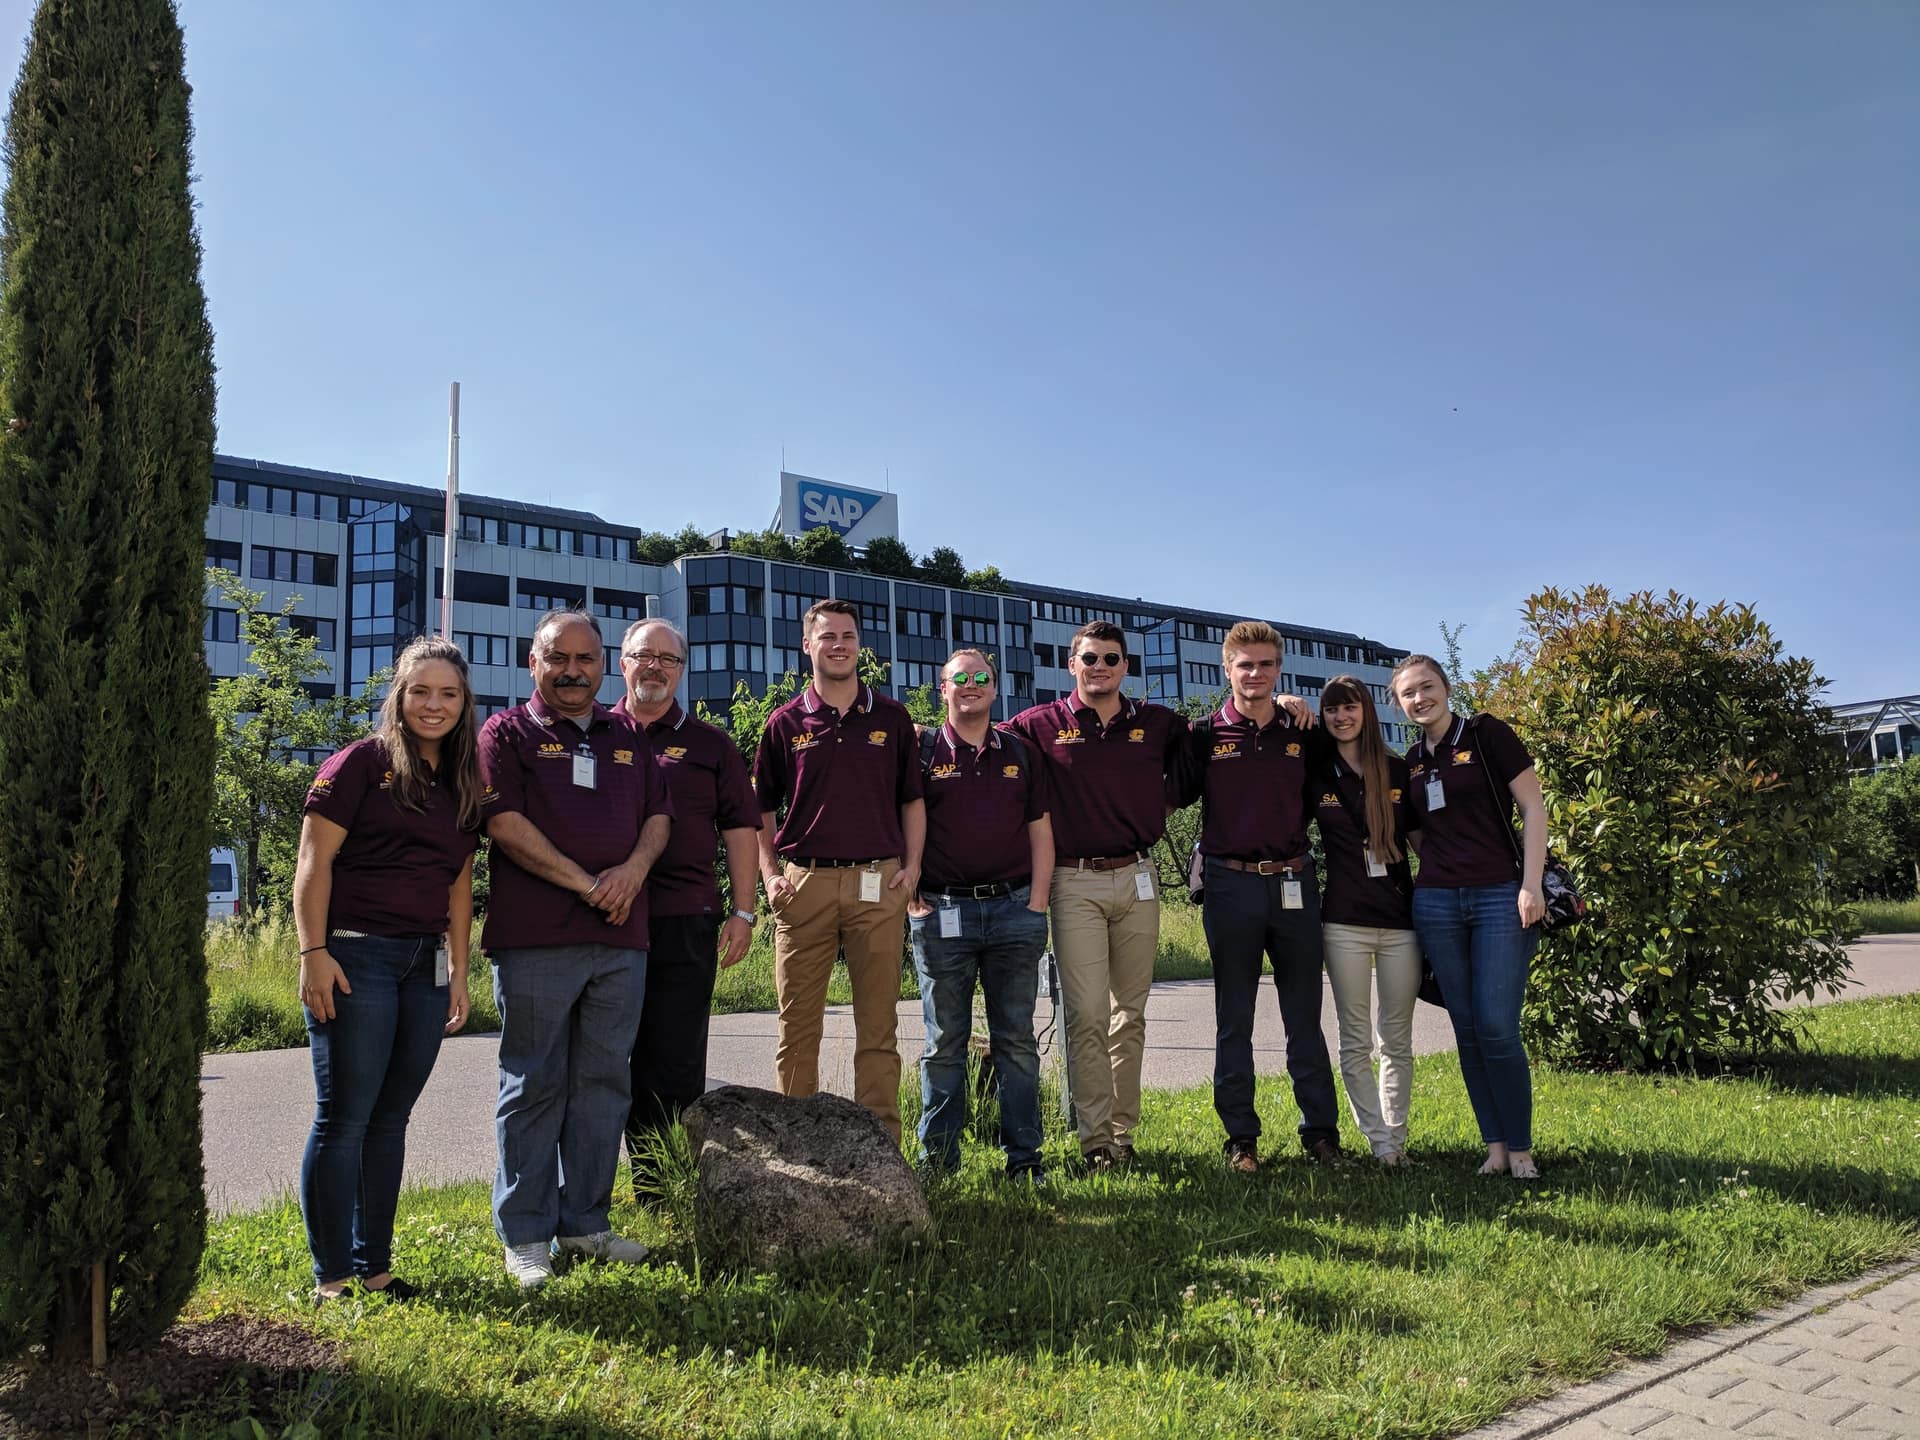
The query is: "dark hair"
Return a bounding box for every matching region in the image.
[1069,620,1126,659]
[377,635,483,831]
[1320,674,1399,863]
[802,597,860,635]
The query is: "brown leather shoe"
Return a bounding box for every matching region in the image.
[1079,1146,1116,1175]
[1226,1140,1259,1174]
[1307,1138,1346,1166]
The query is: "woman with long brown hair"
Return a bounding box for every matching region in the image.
[293,635,484,1301]
[1312,675,1421,1165]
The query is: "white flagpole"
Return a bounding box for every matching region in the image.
[440,381,460,639]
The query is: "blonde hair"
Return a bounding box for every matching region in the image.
[376,635,483,832]
[1221,620,1282,668]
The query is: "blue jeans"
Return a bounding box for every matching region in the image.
[909,887,1049,1172]
[301,934,446,1284]
[491,944,646,1246]
[1202,859,1339,1149]
[1412,883,1539,1152]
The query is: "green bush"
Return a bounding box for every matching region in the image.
[1484,587,1855,1070]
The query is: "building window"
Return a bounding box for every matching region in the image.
[772,591,813,622]
[1185,661,1222,688]
[896,660,938,689]
[955,617,997,646]
[251,546,339,587]
[595,586,649,624]
[454,631,510,667]
[772,646,808,677]
[474,694,510,720]
[690,584,763,618]
[203,609,238,644]
[690,641,765,672]
[897,607,943,639]
[205,538,242,572]
[288,615,338,650]
[1005,621,1030,649]
[349,643,395,685]
[516,581,586,611]
[1033,642,1055,668]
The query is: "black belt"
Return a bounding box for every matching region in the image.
[791,856,890,869]
[1060,852,1147,872]
[922,880,1024,900]
[1215,854,1308,875]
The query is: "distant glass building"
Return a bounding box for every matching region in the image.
[205,454,1413,743]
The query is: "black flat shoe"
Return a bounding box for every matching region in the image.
[361,1276,419,1302]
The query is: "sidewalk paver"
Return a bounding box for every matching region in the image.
[1465,1259,1920,1439]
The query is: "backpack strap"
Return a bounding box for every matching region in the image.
[917,725,941,781]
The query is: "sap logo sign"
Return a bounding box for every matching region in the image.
[799,483,876,535]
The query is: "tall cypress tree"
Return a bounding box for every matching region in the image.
[0,0,217,1359]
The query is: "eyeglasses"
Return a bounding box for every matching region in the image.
[946,670,994,686]
[1076,651,1124,668]
[623,650,685,669]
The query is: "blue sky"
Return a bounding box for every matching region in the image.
[5,2,1915,696]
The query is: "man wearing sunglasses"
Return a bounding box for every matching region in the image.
[1005,621,1189,1172]
[616,619,761,1196]
[753,599,925,1141]
[910,649,1054,1182]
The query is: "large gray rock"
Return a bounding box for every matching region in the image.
[680,1085,931,1269]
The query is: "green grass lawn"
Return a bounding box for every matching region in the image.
[1852,896,1920,934]
[178,995,1920,1439]
[208,904,1217,1052]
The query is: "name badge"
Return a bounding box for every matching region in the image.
[859,868,883,904]
[434,936,450,988]
[573,750,597,790]
[1282,877,1304,910]
[939,905,961,939]
[1134,869,1155,902]
[1425,776,1446,812]
[1365,848,1388,879]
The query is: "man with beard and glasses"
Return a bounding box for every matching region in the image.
[479,607,673,1288]
[615,618,759,1195]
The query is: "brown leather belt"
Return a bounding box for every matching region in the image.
[1060,852,1147,872]
[1216,855,1307,875]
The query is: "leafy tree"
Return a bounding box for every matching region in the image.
[963,564,1012,594]
[861,534,917,577]
[630,529,680,564]
[727,526,797,561]
[671,523,714,557]
[1480,586,1854,1069]
[0,0,218,1360]
[792,525,852,570]
[207,570,378,915]
[919,545,966,586]
[1839,759,1920,898]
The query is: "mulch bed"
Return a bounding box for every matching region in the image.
[0,1314,342,1438]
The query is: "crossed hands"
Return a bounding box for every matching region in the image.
[581,858,649,927]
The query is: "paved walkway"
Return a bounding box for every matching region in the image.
[1467,1258,1920,1439]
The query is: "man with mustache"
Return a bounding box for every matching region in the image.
[479,607,673,1288]
[616,618,759,1195]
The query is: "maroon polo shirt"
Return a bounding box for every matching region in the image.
[304,737,480,937]
[1405,713,1534,889]
[752,682,922,861]
[1004,694,1187,861]
[920,722,1049,888]
[1312,754,1415,929]
[1173,699,1327,862]
[479,696,673,952]
[627,699,760,918]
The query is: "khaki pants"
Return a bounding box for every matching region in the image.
[1321,923,1423,1156]
[770,859,908,1140]
[1050,862,1160,1154]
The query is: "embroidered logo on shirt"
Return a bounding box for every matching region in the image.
[1320,792,1340,808]
[613,749,635,766]
[1390,788,1403,802]
[538,742,568,756]
[379,769,394,790]
[1053,727,1083,745]
[1409,763,1426,778]
[310,776,334,795]
[792,732,820,751]
[1285,743,1302,757]
[661,746,687,761]
[868,729,889,746]
[1212,741,1240,759]
[1002,764,1021,779]
[930,762,960,781]
[1453,750,1474,765]
[1128,727,1146,742]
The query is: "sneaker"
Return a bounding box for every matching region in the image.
[1006,1163,1048,1188]
[1225,1139,1259,1174]
[554,1230,651,1266]
[1111,1143,1138,1172]
[504,1241,555,1290]
[1375,1148,1408,1168]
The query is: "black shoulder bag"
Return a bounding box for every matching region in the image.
[1469,715,1584,931]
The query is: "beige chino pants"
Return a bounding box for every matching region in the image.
[770,858,908,1141]
[1049,862,1160,1154]
[1321,922,1423,1156]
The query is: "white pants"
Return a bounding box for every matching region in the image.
[1321,924,1423,1156]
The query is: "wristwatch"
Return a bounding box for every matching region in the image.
[731,908,756,924]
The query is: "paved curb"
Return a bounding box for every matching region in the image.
[1466,1255,1920,1438]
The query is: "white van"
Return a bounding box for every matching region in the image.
[208,847,241,920]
